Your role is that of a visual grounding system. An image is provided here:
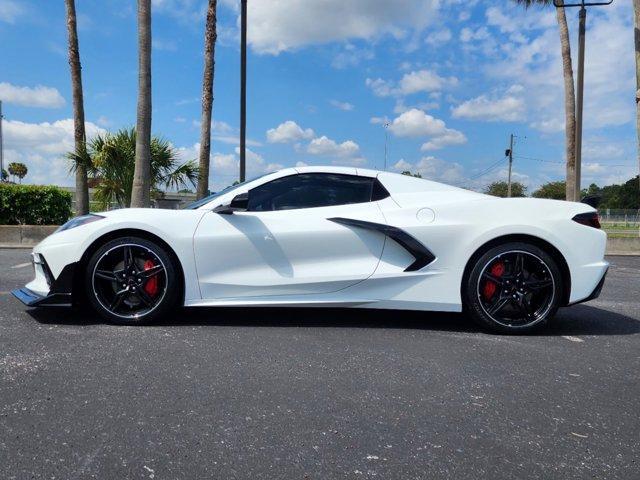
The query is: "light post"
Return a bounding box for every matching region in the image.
[553,0,613,201]
[239,0,247,183]
[0,100,4,182]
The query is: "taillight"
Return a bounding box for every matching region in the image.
[572,212,601,229]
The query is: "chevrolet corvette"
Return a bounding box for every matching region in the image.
[12,166,608,333]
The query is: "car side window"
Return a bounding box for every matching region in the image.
[247,173,378,212]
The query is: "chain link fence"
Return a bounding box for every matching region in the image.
[598,209,640,237]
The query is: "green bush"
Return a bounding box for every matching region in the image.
[0,184,72,225]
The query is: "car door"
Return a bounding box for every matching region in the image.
[193,173,388,299]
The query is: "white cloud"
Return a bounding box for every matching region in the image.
[366,69,457,98]
[329,100,355,111]
[460,26,490,43]
[236,0,440,54]
[0,82,65,108]
[392,156,466,185]
[176,142,281,191]
[421,130,467,151]
[485,1,635,132]
[331,44,374,69]
[267,120,315,143]
[425,28,452,46]
[452,86,526,122]
[2,118,105,186]
[387,109,467,150]
[0,0,24,24]
[152,38,178,51]
[307,136,360,158]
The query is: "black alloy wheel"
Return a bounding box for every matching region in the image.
[85,236,178,325]
[463,242,563,334]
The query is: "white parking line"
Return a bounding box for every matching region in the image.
[562,335,584,343]
[10,263,31,269]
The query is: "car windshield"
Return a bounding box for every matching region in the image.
[183,173,271,210]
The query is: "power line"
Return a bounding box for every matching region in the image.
[514,154,636,167]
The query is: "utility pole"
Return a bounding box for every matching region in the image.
[554,0,613,201]
[239,0,247,183]
[0,100,4,182]
[384,122,389,171]
[506,134,514,198]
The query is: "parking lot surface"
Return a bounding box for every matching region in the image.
[1,248,639,479]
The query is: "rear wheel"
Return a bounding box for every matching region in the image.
[85,236,178,325]
[463,242,563,334]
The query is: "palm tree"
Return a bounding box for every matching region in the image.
[8,162,28,183]
[196,0,218,200]
[512,0,576,201]
[64,0,90,215]
[131,0,152,208]
[71,128,198,209]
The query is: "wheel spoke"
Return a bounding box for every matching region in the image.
[482,271,504,285]
[519,296,535,318]
[124,246,135,270]
[488,296,511,316]
[95,269,117,282]
[524,278,552,291]
[109,289,127,312]
[139,264,164,279]
[513,253,525,276]
[136,287,154,307]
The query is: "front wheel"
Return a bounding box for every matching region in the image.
[463,242,563,334]
[85,236,179,325]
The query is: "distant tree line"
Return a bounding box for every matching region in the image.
[484,175,639,209]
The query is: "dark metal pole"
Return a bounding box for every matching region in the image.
[574,5,586,201]
[507,134,514,198]
[0,100,4,182]
[239,0,247,183]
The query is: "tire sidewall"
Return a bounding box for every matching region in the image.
[463,242,563,334]
[84,236,178,325]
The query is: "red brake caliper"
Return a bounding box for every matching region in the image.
[482,261,505,300]
[143,259,159,297]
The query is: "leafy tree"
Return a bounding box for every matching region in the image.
[512,0,576,200]
[1,169,7,181]
[532,181,566,200]
[131,0,152,208]
[69,128,198,209]
[65,0,89,215]
[401,171,422,178]
[599,176,640,209]
[484,181,527,198]
[196,0,218,200]
[7,162,28,183]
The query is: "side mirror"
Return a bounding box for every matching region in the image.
[213,192,249,215]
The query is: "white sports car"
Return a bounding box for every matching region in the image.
[12,166,608,333]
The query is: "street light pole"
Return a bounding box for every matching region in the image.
[554,0,613,201]
[574,5,586,201]
[0,100,4,182]
[239,0,247,183]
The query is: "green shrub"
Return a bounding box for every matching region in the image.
[0,184,72,225]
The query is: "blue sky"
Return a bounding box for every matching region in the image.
[0,0,637,192]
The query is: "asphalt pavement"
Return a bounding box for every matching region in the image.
[1,248,639,479]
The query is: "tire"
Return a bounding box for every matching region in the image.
[84,236,179,325]
[462,242,563,334]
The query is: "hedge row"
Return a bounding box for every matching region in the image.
[0,184,72,225]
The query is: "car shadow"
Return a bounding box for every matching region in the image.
[27,304,640,336]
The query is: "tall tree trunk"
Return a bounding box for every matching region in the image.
[196,0,218,200]
[64,0,89,215]
[634,0,640,216]
[556,5,577,201]
[131,0,152,208]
